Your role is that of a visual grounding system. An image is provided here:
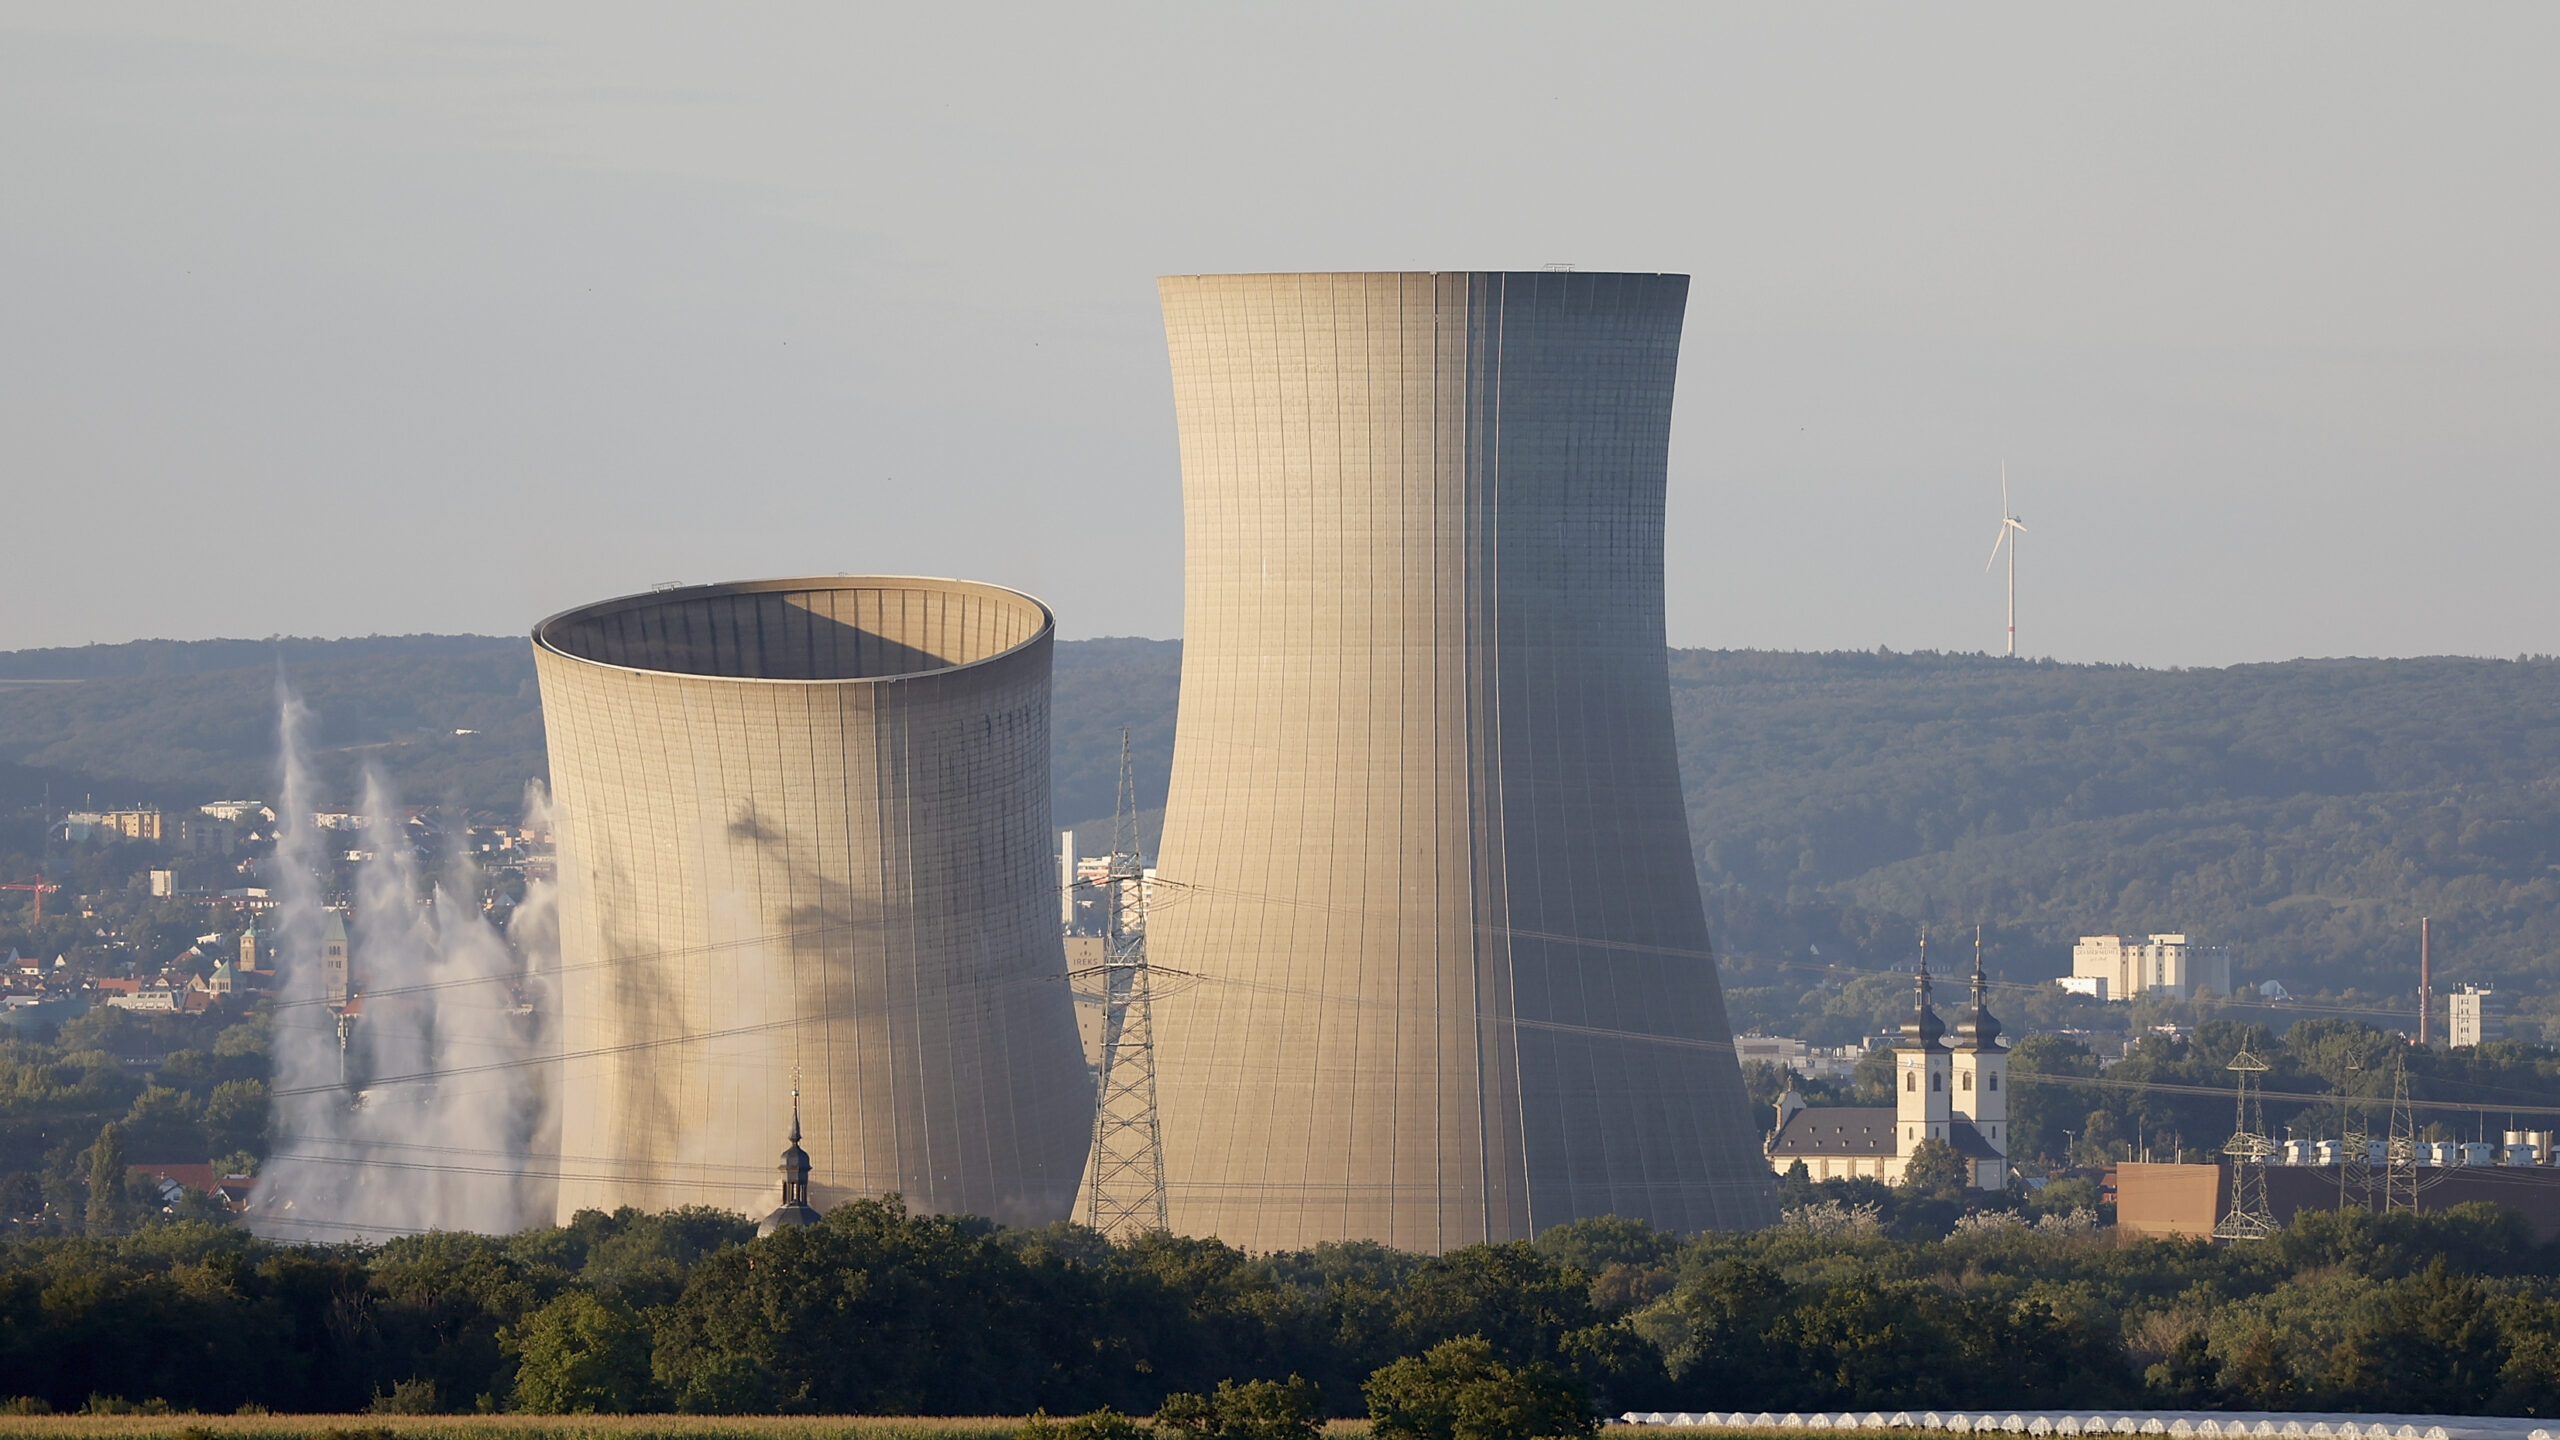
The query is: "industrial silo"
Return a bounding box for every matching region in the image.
[1147,272,1779,1251]
[533,577,1091,1226]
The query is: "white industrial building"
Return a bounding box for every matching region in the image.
[2451,984,2504,1048]
[2058,933,2231,1001]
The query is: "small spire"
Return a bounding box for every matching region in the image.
[758,1074,821,1238]
[1954,923,2004,1052]
[1901,926,1946,1048]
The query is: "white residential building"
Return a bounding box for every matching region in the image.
[1735,1035,1867,1084]
[198,801,271,823]
[1734,1034,1807,1069]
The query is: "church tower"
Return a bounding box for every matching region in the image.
[319,911,349,1008]
[757,1088,823,1237]
[1895,935,1952,1157]
[1949,927,2009,1189]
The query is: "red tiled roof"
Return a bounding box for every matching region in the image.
[130,1164,219,1191]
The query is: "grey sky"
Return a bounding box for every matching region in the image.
[4,5,2552,666]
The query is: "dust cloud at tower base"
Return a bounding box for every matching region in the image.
[533,578,1092,1227]
[1147,271,1779,1252]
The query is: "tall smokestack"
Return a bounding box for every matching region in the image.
[2420,916,2433,1046]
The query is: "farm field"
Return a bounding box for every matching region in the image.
[0,1418,1033,1440]
[0,1422,1422,1440]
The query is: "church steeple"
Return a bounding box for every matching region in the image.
[756,1084,822,1237]
[1900,929,1946,1049]
[1947,925,2011,1188]
[1895,927,1954,1152]
[1952,925,2004,1052]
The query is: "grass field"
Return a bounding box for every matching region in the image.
[0,1420,1425,1440]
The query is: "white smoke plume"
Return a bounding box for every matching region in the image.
[250,684,555,1241]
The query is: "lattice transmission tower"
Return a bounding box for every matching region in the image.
[2385,1051,2423,1215]
[1082,730,1169,1238]
[2214,1046,2278,1241]
[2338,1056,2374,1213]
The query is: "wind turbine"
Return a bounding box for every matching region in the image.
[1984,462,2027,657]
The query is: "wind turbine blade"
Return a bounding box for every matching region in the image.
[1985,529,2010,572]
[2009,517,2028,533]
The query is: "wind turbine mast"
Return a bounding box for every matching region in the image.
[1984,462,2028,657]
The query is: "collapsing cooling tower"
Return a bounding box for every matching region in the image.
[533,578,1091,1226]
[1147,272,1779,1251]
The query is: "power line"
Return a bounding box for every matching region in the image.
[265,1010,822,1100]
[238,866,2487,1120]
[261,1146,922,1190]
[2008,1067,2560,1120]
[259,949,2469,1106]
[256,870,2422,1029]
[268,1132,777,1174]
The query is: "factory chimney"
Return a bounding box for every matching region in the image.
[2420,916,2433,1046]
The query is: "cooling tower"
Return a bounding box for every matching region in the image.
[1148,272,1779,1251]
[532,577,1092,1226]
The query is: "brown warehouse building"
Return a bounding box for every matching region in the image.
[2117,1161,2560,1241]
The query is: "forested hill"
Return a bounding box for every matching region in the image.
[0,636,542,814]
[0,634,1183,824]
[4,635,2555,1026]
[1671,650,2560,1022]
[1083,647,2560,1024]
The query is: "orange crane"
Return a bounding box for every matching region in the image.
[1,876,59,925]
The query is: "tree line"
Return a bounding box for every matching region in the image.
[14,1185,2560,1419]
[0,1007,271,1220]
[0,1198,1654,1420]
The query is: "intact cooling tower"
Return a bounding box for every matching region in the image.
[533,577,1091,1226]
[1148,272,1779,1251]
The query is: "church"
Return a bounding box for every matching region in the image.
[1763,941,2011,1191]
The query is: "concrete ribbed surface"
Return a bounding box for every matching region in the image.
[1146,272,1778,1251]
[534,576,1092,1226]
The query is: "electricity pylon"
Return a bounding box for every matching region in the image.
[2385,1051,2422,1215]
[2336,1055,2375,1213]
[1082,731,1168,1238]
[2214,1047,2278,1241]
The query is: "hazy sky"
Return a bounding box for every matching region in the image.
[5,6,2553,666]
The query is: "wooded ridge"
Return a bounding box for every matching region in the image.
[3,637,2552,1030]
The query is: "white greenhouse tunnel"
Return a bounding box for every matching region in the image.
[1614,1413,2557,1440]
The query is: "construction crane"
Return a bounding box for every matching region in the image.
[0,876,58,925]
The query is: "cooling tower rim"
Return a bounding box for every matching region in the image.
[530,574,1054,686]
[1159,269,1688,281]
